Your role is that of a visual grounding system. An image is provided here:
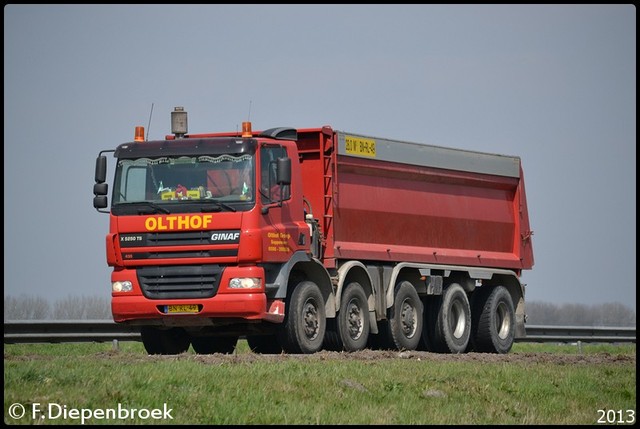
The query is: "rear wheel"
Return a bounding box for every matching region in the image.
[140,327,190,355]
[387,281,423,351]
[278,280,326,354]
[191,335,238,354]
[471,286,515,354]
[431,283,471,354]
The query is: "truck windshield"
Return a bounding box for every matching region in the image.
[112,154,255,210]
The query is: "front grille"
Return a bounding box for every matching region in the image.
[127,249,238,259]
[119,230,240,261]
[120,230,241,247]
[137,265,223,299]
[147,231,213,246]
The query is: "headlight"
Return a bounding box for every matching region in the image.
[229,277,262,289]
[112,281,133,292]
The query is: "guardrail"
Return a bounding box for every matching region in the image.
[3,321,636,344]
[520,325,636,343]
[3,320,140,343]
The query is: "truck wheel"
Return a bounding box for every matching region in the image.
[324,282,369,352]
[191,335,238,354]
[471,286,515,354]
[387,281,423,351]
[140,327,190,355]
[247,334,283,354]
[278,280,326,354]
[432,283,471,354]
[330,282,370,352]
[323,319,341,351]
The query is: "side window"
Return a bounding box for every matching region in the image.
[260,146,291,204]
[122,166,146,201]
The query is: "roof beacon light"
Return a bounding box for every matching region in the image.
[134,126,145,142]
[242,121,252,138]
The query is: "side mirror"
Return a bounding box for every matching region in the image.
[93,182,108,196]
[276,157,291,185]
[261,157,292,215]
[95,155,107,183]
[93,195,108,209]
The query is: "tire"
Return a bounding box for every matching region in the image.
[421,296,441,352]
[331,282,370,352]
[277,280,326,354]
[247,334,283,354]
[431,283,471,354]
[140,327,190,355]
[471,286,515,354]
[387,281,423,351]
[191,335,238,354]
[323,318,342,351]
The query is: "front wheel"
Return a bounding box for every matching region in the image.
[278,280,326,354]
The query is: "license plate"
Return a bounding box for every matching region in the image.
[166,304,199,314]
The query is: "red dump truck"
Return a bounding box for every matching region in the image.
[93,107,534,355]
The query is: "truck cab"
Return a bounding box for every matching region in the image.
[94,110,329,355]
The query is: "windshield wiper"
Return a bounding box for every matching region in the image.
[200,200,237,212]
[117,201,170,214]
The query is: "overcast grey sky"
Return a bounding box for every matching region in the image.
[4,5,636,311]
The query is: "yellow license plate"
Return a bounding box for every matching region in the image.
[345,135,376,157]
[166,304,199,314]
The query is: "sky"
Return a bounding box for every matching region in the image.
[4,4,636,311]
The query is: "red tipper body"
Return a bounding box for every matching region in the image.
[295,127,534,271]
[95,116,534,355]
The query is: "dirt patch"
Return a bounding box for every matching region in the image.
[158,349,636,366]
[6,349,634,366]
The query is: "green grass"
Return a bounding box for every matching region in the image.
[4,342,636,425]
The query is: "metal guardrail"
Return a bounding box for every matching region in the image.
[519,325,636,343]
[3,320,140,343]
[3,320,636,344]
